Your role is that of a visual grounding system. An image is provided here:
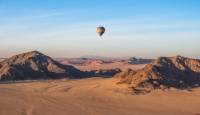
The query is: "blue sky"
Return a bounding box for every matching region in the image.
[0,0,200,58]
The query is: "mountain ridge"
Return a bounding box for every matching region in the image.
[0,51,86,80]
[115,55,200,94]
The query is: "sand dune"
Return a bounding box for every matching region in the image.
[0,78,200,115]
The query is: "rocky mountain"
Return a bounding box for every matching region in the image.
[0,51,86,81]
[115,56,200,94]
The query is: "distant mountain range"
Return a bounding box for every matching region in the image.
[56,57,153,66]
[80,55,130,60]
[128,57,153,64]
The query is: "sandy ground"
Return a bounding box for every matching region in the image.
[0,78,200,115]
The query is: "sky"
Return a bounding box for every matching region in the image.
[0,0,200,58]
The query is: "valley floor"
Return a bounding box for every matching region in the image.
[0,78,200,115]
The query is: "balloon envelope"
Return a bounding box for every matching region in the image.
[96,26,105,36]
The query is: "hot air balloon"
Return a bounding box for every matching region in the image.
[96,26,105,36]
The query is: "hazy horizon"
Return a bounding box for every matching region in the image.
[0,0,200,58]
